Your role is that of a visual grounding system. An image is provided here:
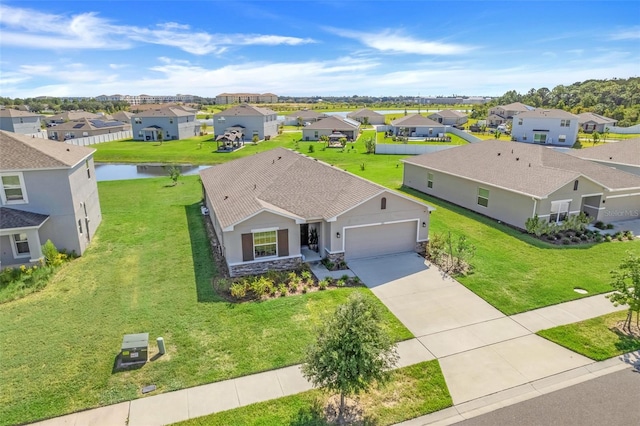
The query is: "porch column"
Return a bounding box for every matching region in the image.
[25,229,44,263]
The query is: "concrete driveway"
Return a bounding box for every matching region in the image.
[348,253,593,404]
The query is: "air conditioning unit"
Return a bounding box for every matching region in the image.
[121,333,149,363]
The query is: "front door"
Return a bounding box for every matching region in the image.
[300,224,309,246]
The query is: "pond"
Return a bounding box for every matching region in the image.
[95,163,211,181]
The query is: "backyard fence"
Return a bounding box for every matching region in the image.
[63,130,133,146]
[446,126,482,143]
[375,144,458,155]
[608,124,640,134]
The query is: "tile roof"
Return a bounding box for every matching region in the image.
[0,130,95,170]
[567,138,640,167]
[133,107,195,118]
[200,148,395,230]
[402,139,640,198]
[347,108,384,118]
[214,104,276,117]
[391,114,442,127]
[0,109,42,118]
[577,112,617,125]
[0,207,49,230]
[515,109,579,120]
[304,116,360,131]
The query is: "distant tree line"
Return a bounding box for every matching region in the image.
[0,97,132,114]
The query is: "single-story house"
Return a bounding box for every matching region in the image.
[487,102,535,125]
[577,112,617,133]
[568,138,640,176]
[47,118,130,141]
[44,110,100,125]
[402,139,640,229]
[0,108,44,134]
[200,148,433,277]
[511,109,579,147]
[301,116,360,141]
[131,107,199,141]
[284,110,328,126]
[347,109,385,125]
[390,115,446,137]
[213,104,278,141]
[108,111,134,124]
[0,131,102,267]
[428,110,468,127]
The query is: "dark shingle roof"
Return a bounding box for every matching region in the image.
[304,116,359,131]
[0,207,49,230]
[0,130,95,170]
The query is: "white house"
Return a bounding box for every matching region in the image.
[213,104,278,141]
[511,109,579,146]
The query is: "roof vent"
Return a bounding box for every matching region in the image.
[66,148,70,151]
[609,156,613,160]
[516,157,519,161]
[224,195,229,200]
[529,163,531,167]
[272,159,275,164]
[278,156,282,160]
[497,152,501,156]
[511,149,513,154]
[253,184,256,190]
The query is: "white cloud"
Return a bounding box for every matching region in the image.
[0,5,315,54]
[327,28,473,55]
[609,26,640,40]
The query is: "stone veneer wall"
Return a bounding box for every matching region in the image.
[229,256,302,277]
[325,252,345,263]
[415,241,428,255]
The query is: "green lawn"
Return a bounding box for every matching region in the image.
[93,131,640,315]
[0,176,411,426]
[175,360,451,426]
[537,311,640,361]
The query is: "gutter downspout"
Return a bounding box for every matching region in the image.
[532,198,538,218]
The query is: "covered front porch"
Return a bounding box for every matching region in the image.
[299,222,323,263]
[140,125,163,141]
[0,207,49,268]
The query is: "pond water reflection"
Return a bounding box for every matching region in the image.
[95,164,211,181]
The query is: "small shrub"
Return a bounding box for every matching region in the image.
[546,235,556,241]
[595,235,604,243]
[252,135,259,143]
[336,279,346,287]
[318,279,329,290]
[594,221,605,229]
[215,278,232,293]
[562,237,571,245]
[340,274,350,281]
[301,270,313,285]
[359,162,365,171]
[322,259,334,270]
[41,240,61,266]
[337,260,348,270]
[308,145,315,153]
[571,236,580,243]
[230,282,247,299]
[302,285,309,294]
[278,284,287,297]
[617,234,624,241]
[580,234,588,241]
[351,276,361,284]
[606,223,615,229]
[605,235,612,242]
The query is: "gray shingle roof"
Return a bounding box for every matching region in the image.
[285,110,327,120]
[133,107,195,118]
[0,109,42,118]
[347,108,384,119]
[304,116,359,131]
[200,148,394,229]
[515,109,579,120]
[576,112,617,125]
[49,118,128,132]
[46,111,100,121]
[428,110,467,118]
[391,114,442,127]
[402,140,640,198]
[214,104,276,117]
[0,130,95,170]
[0,207,49,230]
[568,138,640,167]
[499,102,535,112]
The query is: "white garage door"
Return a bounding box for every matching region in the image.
[344,221,417,260]
[603,195,640,222]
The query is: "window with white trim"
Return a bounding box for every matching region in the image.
[477,188,489,207]
[134,118,142,124]
[560,119,571,127]
[427,172,434,189]
[559,134,566,143]
[12,233,30,257]
[533,133,547,144]
[254,231,277,258]
[1,173,28,204]
[550,200,570,223]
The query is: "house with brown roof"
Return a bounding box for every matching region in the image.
[511,109,579,146]
[402,140,640,229]
[0,108,44,134]
[44,110,100,125]
[301,116,360,141]
[47,118,130,141]
[487,102,535,125]
[390,114,446,138]
[131,107,199,141]
[428,110,468,127]
[109,111,134,124]
[347,109,385,125]
[213,104,278,141]
[284,110,328,126]
[200,148,433,277]
[215,93,278,105]
[0,131,102,266]
[577,112,617,133]
[568,138,640,176]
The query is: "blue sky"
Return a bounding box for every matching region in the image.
[1,1,638,98]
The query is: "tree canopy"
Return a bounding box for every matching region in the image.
[607,253,640,333]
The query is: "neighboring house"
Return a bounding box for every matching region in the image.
[213,104,279,141]
[47,118,130,141]
[200,148,433,277]
[511,109,579,146]
[428,110,468,127]
[347,109,385,125]
[44,111,100,125]
[215,93,278,105]
[487,102,534,126]
[0,131,102,266]
[131,107,199,141]
[109,111,134,124]
[402,140,640,230]
[284,110,328,126]
[568,138,640,176]
[301,116,360,141]
[390,114,446,137]
[577,112,617,133]
[0,109,43,134]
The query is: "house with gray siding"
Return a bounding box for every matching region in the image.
[402,140,640,230]
[301,116,360,141]
[577,112,617,133]
[200,148,432,277]
[428,110,468,127]
[132,107,199,141]
[284,110,328,126]
[511,109,579,146]
[44,110,100,125]
[487,102,534,126]
[47,118,130,141]
[390,114,446,137]
[0,109,43,134]
[0,131,102,266]
[347,109,386,125]
[213,104,278,141]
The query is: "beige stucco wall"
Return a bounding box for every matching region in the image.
[535,177,604,221]
[601,193,640,223]
[327,192,430,253]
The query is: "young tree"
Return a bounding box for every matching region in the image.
[607,253,640,333]
[302,293,398,424]
[591,131,600,145]
[157,130,164,145]
[167,165,181,186]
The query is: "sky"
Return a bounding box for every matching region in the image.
[0,1,639,98]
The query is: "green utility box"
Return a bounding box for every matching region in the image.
[121,333,149,363]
